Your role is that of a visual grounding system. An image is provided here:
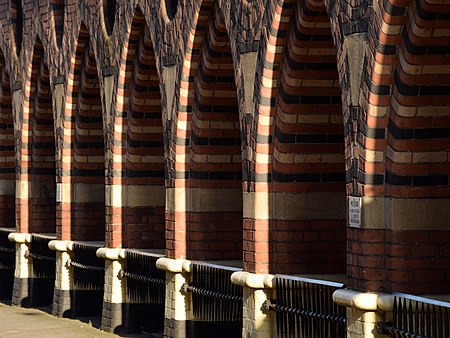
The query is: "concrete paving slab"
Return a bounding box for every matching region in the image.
[0,302,157,338]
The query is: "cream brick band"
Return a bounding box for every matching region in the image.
[166,187,242,213]
[106,185,165,208]
[243,191,345,220]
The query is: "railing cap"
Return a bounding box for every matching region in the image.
[48,240,75,252]
[96,247,126,260]
[8,232,31,244]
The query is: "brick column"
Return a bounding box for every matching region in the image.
[157,258,191,338]
[8,232,31,306]
[97,248,126,333]
[231,271,276,338]
[48,240,73,317]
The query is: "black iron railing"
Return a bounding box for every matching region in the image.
[0,229,14,269]
[121,250,165,304]
[377,293,450,338]
[264,275,346,338]
[70,242,104,290]
[183,262,243,322]
[29,234,56,279]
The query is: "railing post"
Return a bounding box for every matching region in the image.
[231,271,276,338]
[156,257,191,338]
[333,289,393,338]
[8,232,31,306]
[48,240,73,317]
[96,247,126,333]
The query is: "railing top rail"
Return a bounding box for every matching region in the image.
[0,227,15,233]
[31,233,57,240]
[191,260,243,272]
[73,241,104,248]
[125,248,165,258]
[275,274,345,289]
[393,292,450,308]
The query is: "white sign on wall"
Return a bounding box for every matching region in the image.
[56,183,62,203]
[348,196,361,228]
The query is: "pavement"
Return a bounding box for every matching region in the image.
[0,302,155,338]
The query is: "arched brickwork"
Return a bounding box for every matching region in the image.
[0,0,449,300]
[248,0,346,275]
[28,39,56,233]
[16,38,56,234]
[61,25,105,241]
[169,0,243,261]
[110,9,165,249]
[0,54,14,228]
[383,0,450,294]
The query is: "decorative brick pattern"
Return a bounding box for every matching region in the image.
[0,0,449,322]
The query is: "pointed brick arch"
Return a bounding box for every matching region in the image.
[61,25,105,241]
[248,0,346,274]
[17,38,56,234]
[110,9,165,249]
[169,0,243,261]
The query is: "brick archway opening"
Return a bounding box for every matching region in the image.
[70,28,105,241]
[120,11,165,249]
[27,40,56,234]
[0,55,14,228]
[187,3,243,262]
[259,0,346,276]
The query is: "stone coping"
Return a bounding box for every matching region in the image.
[8,232,32,244]
[333,289,394,311]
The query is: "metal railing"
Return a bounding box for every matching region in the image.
[29,234,56,279]
[264,275,346,338]
[377,293,450,338]
[0,229,14,270]
[121,250,165,304]
[182,262,243,322]
[70,242,105,290]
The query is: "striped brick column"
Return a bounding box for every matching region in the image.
[383,0,450,295]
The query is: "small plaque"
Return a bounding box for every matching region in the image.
[56,183,62,203]
[348,196,361,228]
